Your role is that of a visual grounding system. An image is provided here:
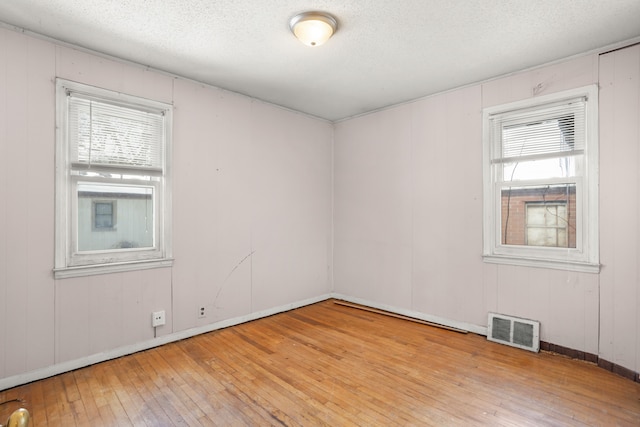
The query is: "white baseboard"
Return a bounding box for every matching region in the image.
[330,293,488,336]
[0,293,332,391]
[1,292,487,391]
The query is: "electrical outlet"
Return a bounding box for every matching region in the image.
[198,306,206,319]
[152,310,166,327]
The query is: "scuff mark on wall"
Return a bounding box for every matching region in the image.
[214,250,256,308]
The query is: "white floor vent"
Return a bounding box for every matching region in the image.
[487,312,540,352]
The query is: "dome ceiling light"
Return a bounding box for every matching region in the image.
[289,12,337,47]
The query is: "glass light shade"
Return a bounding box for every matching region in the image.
[290,12,337,47]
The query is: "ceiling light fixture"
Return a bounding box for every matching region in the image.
[289,12,337,47]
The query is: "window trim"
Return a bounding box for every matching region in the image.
[54,79,173,279]
[482,85,599,273]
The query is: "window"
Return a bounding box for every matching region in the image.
[93,200,116,230]
[526,201,569,247]
[55,79,172,278]
[483,85,599,272]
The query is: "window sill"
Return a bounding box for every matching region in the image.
[483,255,600,274]
[54,258,173,279]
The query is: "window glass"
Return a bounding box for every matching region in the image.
[78,183,154,251]
[93,201,115,230]
[502,157,577,181]
[500,184,576,248]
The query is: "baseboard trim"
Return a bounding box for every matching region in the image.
[4,295,637,390]
[329,297,640,384]
[330,293,488,335]
[0,293,332,391]
[540,341,639,383]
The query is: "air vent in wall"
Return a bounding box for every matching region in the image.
[487,312,540,352]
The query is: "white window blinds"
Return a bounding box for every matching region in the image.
[68,95,165,171]
[490,98,586,163]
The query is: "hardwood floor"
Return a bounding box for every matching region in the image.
[2,299,640,426]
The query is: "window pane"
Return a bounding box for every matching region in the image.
[502,156,578,181]
[94,201,115,229]
[95,202,113,215]
[526,205,546,226]
[72,169,158,182]
[500,184,576,248]
[77,183,154,252]
[558,228,568,247]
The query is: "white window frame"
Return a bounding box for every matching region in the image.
[54,79,173,278]
[482,85,599,273]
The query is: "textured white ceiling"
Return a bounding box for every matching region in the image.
[1,0,639,121]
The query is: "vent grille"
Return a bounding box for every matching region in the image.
[487,312,540,352]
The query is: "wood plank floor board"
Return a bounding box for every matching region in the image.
[360,355,516,426]
[413,341,610,426]
[231,308,544,424]
[258,315,425,423]
[26,380,47,426]
[186,350,276,426]
[131,349,207,426]
[247,340,393,425]
[103,358,160,426]
[140,351,214,425]
[225,318,404,427]
[81,363,130,426]
[119,355,189,426]
[42,375,64,425]
[201,332,312,426]
[222,346,332,426]
[464,348,636,425]
[2,299,640,426]
[72,368,103,424]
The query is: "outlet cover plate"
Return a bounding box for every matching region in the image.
[152,310,166,327]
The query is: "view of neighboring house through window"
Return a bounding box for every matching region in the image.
[482,85,599,272]
[81,186,153,250]
[502,185,576,248]
[55,79,173,278]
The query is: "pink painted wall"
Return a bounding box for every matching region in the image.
[0,28,333,383]
[1,23,639,384]
[170,79,333,332]
[334,48,640,373]
[0,29,56,380]
[599,44,640,374]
